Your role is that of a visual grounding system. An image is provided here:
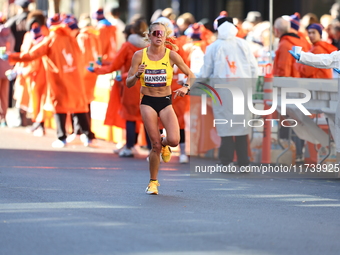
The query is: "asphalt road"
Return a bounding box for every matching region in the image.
[1,127,340,255]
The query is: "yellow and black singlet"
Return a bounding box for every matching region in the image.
[140,47,173,87]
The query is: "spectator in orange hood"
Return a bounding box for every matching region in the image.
[77,13,101,106]
[15,22,48,136]
[295,23,337,78]
[273,17,305,77]
[93,8,117,64]
[7,20,93,148]
[92,18,149,157]
[273,16,311,159]
[23,11,50,135]
[65,14,101,144]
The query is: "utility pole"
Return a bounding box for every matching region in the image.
[48,0,60,16]
[35,0,49,13]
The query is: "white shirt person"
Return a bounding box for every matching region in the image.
[290,49,340,153]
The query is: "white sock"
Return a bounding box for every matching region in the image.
[179,143,186,155]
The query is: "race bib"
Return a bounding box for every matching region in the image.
[144,69,167,87]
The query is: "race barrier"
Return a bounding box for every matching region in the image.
[187,76,338,165]
[83,75,338,165]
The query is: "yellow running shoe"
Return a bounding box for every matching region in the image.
[161,145,172,163]
[145,180,160,195]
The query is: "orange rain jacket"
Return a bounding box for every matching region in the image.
[9,24,88,114]
[95,38,147,126]
[200,26,215,45]
[24,33,48,122]
[168,38,208,130]
[273,33,309,77]
[13,33,35,111]
[97,20,117,63]
[236,26,248,39]
[77,26,102,104]
[295,41,338,78]
[13,26,49,116]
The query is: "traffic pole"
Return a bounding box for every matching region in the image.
[261,63,273,164]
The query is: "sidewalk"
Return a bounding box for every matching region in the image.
[1,109,188,164]
[0,108,148,156]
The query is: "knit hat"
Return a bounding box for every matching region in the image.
[289,12,300,31]
[213,11,228,30]
[60,13,75,21]
[306,23,323,36]
[184,23,202,40]
[63,17,79,30]
[217,17,234,28]
[47,14,62,28]
[14,0,30,8]
[30,22,42,39]
[93,8,105,21]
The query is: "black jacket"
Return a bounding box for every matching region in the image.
[5,11,30,52]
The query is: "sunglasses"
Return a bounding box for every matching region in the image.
[151,30,165,37]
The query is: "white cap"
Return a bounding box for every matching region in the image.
[154,17,174,36]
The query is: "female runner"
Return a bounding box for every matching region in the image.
[126,22,195,195]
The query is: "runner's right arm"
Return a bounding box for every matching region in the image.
[126,50,146,88]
